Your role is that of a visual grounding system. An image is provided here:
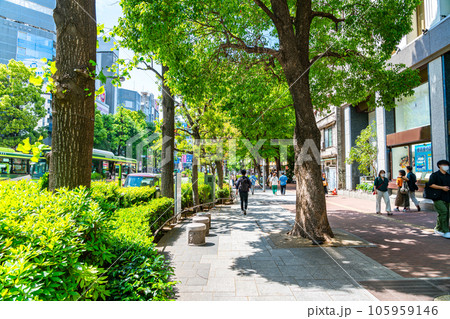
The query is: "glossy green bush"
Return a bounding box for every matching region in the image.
[37,172,49,191]
[0,181,113,301]
[107,197,176,300]
[91,172,104,180]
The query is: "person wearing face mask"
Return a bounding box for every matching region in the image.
[374,170,391,215]
[428,160,450,239]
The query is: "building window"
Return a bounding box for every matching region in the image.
[324,127,333,148]
[394,82,430,133]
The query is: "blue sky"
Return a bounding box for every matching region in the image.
[96,0,162,98]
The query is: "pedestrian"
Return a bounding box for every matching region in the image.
[249,172,257,195]
[235,169,252,215]
[373,170,392,215]
[427,160,450,238]
[405,166,421,211]
[279,172,288,195]
[394,170,410,212]
[322,172,328,195]
[270,172,279,195]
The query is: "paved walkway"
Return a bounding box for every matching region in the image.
[158,190,402,301]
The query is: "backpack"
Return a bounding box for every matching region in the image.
[238,176,251,192]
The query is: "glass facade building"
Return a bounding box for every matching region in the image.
[0,0,56,65]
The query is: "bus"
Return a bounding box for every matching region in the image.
[0,147,136,181]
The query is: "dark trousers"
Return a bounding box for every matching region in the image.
[239,191,248,211]
[280,184,286,195]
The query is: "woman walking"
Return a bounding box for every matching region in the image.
[394,169,410,212]
[270,172,279,195]
[374,170,391,215]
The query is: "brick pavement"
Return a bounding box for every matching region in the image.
[158,190,403,301]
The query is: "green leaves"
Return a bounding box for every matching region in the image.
[346,122,378,176]
[16,136,44,162]
[0,60,46,148]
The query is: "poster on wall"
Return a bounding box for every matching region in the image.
[415,144,432,172]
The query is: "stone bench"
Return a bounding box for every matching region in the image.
[193,216,210,235]
[187,223,206,246]
[196,212,211,228]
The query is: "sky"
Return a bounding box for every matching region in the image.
[96,0,162,98]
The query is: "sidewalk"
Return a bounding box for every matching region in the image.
[158,190,404,301]
[281,188,450,301]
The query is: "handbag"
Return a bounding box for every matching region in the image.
[372,177,383,195]
[399,179,409,194]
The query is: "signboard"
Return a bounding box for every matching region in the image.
[415,143,432,172]
[174,173,182,222]
[185,154,193,163]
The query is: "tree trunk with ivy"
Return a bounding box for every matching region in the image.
[49,0,96,191]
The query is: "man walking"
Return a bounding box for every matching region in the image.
[236,169,252,215]
[249,172,257,195]
[428,160,450,239]
[405,166,420,211]
[279,172,288,195]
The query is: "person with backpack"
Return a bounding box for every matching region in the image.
[235,169,252,215]
[426,160,450,239]
[405,166,420,211]
[373,170,391,215]
[249,172,257,195]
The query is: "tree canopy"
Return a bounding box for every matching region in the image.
[0,60,46,148]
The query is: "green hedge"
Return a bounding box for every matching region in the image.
[90,182,157,214]
[0,181,175,301]
[107,197,175,300]
[198,184,211,204]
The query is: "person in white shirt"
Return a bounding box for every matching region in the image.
[270,173,279,195]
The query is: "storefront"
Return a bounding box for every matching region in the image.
[386,67,432,186]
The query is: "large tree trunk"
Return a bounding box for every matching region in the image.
[215,160,224,188]
[264,157,270,186]
[160,65,174,199]
[275,156,281,176]
[271,0,333,242]
[49,0,96,191]
[192,154,199,212]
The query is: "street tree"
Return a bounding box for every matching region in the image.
[49,0,97,191]
[0,60,46,148]
[117,0,421,242]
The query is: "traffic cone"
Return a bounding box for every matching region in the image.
[331,188,337,196]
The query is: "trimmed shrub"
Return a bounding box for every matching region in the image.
[181,183,193,209]
[0,181,113,301]
[90,182,157,214]
[106,197,175,300]
[91,172,104,180]
[198,184,211,204]
[216,186,231,200]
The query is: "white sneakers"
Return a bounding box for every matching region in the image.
[434,228,450,238]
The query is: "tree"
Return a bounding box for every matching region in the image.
[49,0,97,191]
[346,122,378,176]
[117,0,421,242]
[0,60,46,148]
